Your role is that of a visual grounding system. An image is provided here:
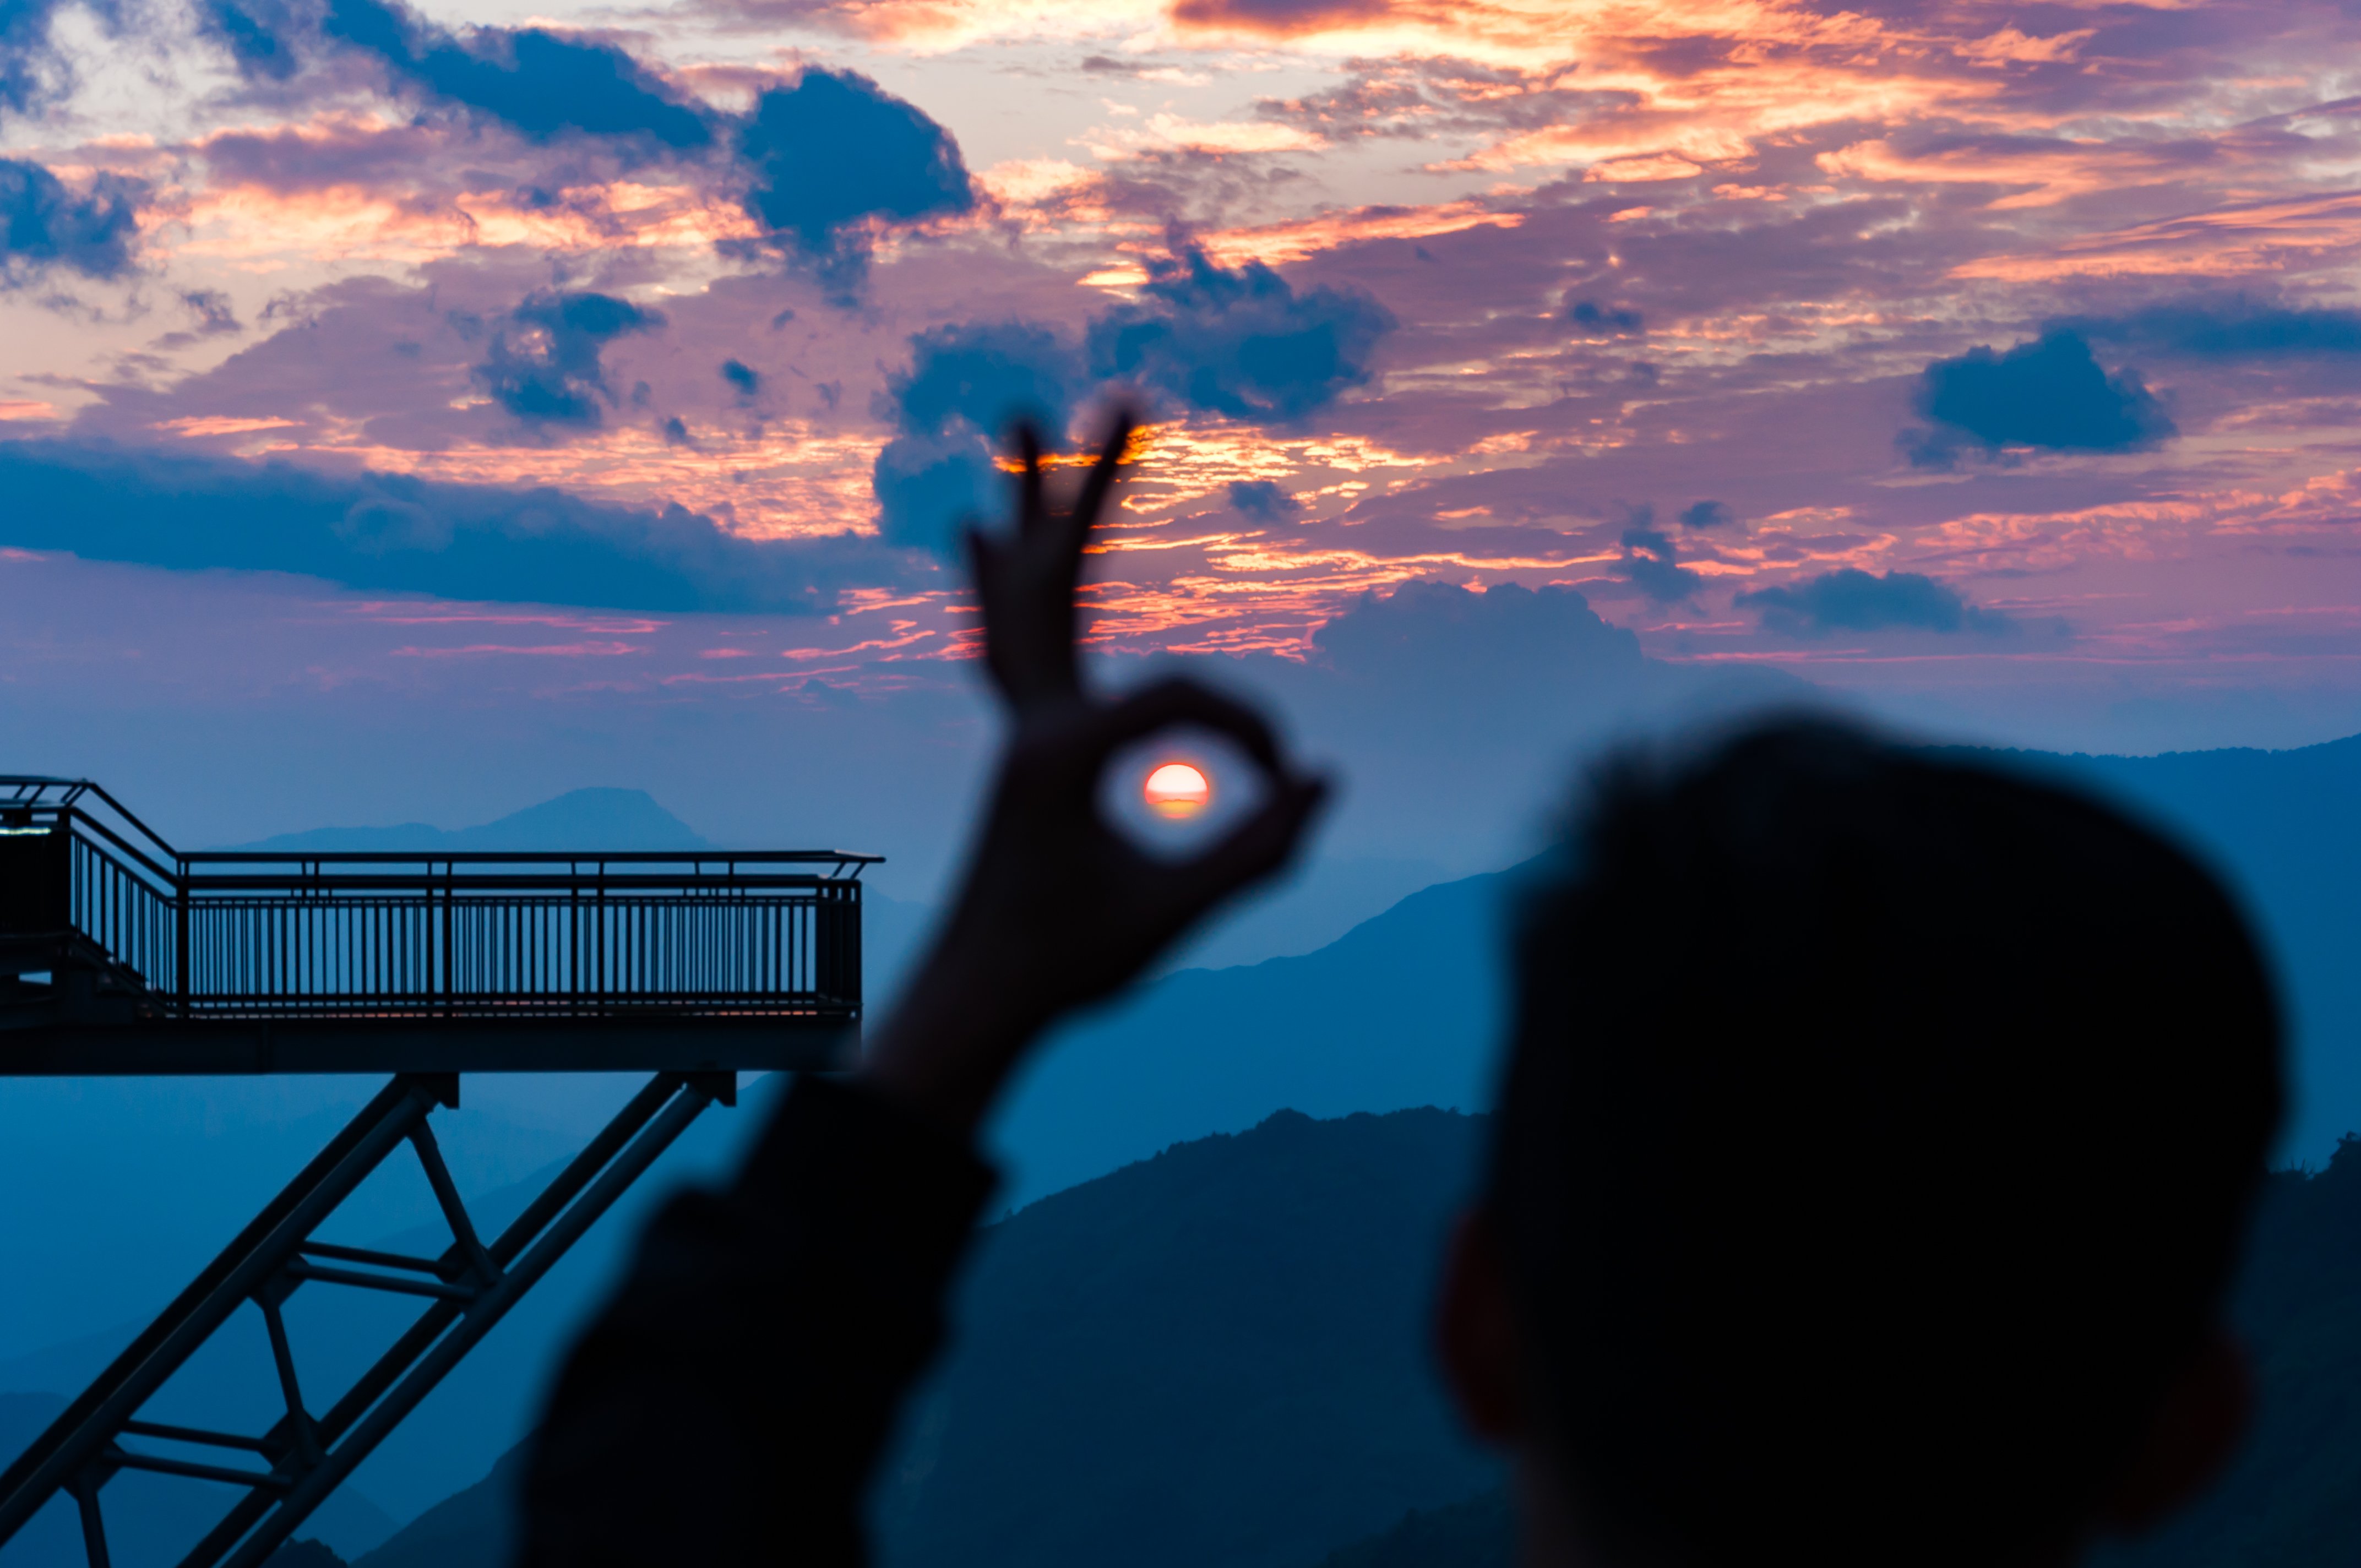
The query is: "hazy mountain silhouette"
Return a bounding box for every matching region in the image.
[347,1447,526,1568]
[343,1106,1496,1568]
[342,1100,2361,1568]
[879,1107,1497,1568]
[1315,1491,1511,1568]
[17,732,2361,1561]
[221,789,709,853]
[989,867,1511,1206]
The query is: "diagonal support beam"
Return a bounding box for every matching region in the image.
[0,1075,445,1544]
[0,1069,733,1568]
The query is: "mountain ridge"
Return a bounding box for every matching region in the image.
[220,788,710,853]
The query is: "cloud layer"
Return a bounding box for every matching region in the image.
[1737,569,2010,639]
[8,0,2361,750]
[321,0,714,149]
[0,442,906,611]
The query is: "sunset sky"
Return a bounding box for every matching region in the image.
[9,0,2361,883]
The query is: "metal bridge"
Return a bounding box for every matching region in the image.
[0,776,878,1568]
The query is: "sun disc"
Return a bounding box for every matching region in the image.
[1144,762,1210,820]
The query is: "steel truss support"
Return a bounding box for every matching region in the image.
[0,1069,733,1568]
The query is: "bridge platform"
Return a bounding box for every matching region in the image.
[0,776,881,1568]
[1,776,874,1073]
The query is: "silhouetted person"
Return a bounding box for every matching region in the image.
[519,417,2280,1568]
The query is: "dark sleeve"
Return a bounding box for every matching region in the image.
[517,1072,998,1568]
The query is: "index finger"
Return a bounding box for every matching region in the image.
[1065,410,1138,551]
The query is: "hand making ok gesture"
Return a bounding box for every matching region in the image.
[859,413,1332,1132]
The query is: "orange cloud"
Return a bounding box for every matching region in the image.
[1954,189,2361,280]
[1817,137,2205,209]
[1192,199,1524,266]
[1586,155,1703,182]
[155,416,302,437]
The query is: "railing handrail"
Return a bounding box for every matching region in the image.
[183,851,875,870]
[177,876,858,895]
[57,813,181,894]
[4,779,877,1027]
[0,781,878,894]
[2,777,181,875]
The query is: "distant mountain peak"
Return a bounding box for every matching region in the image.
[225,788,709,853]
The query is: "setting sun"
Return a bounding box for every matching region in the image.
[1144,763,1211,820]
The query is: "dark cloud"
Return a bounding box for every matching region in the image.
[1619,525,1699,602]
[0,158,142,283]
[197,0,305,81]
[178,289,242,334]
[1086,247,1395,424]
[472,290,664,427]
[1905,330,2173,466]
[872,432,997,559]
[1619,537,1698,603]
[886,319,1077,438]
[1566,298,1644,336]
[736,69,975,275]
[1228,478,1297,519]
[318,0,712,149]
[720,357,761,401]
[0,0,52,113]
[1678,500,1733,529]
[2063,297,2361,359]
[871,320,1078,558]
[0,440,905,612]
[1737,568,2008,638]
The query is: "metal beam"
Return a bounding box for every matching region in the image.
[0,1070,736,1568]
[0,1017,854,1075]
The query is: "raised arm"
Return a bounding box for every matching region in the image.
[518,415,1328,1567]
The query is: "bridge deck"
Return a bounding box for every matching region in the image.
[0,777,877,1074]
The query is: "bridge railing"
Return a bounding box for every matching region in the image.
[1,778,872,1022]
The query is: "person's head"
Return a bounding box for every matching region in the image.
[1439,716,2283,1568]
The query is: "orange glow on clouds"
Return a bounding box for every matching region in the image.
[19,0,2361,688]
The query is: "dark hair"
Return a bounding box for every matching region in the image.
[1487,717,2282,1568]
